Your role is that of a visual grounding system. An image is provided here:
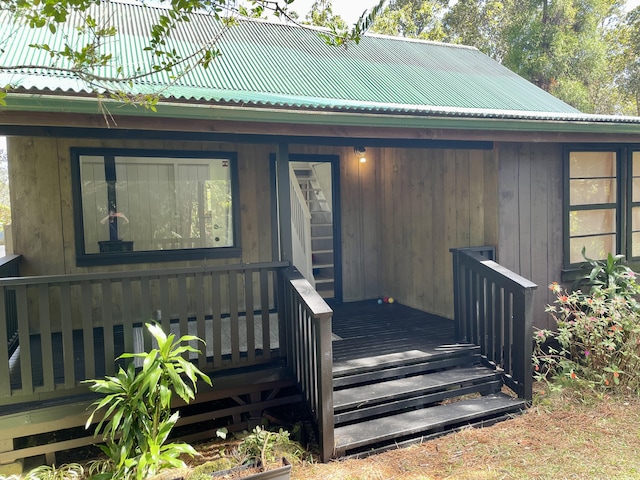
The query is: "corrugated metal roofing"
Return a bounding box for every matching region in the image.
[0,1,635,123]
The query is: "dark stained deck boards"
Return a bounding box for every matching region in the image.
[329,300,459,368]
[334,393,527,452]
[333,366,499,412]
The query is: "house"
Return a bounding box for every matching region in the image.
[0,0,639,468]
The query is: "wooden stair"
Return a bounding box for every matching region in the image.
[332,346,527,457]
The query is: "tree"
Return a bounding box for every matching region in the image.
[618,6,640,115]
[371,0,627,114]
[305,0,347,29]
[0,147,10,226]
[0,0,384,107]
[499,0,624,114]
[371,0,448,40]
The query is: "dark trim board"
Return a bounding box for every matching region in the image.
[0,125,494,150]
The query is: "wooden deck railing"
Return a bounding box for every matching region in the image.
[278,266,333,462]
[0,255,21,357]
[451,248,537,401]
[0,261,287,405]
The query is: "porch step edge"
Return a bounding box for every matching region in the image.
[332,346,479,377]
[334,393,527,454]
[333,354,480,389]
[334,379,503,425]
[333,366,500,412]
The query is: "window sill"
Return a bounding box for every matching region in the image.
[76,247,242,267]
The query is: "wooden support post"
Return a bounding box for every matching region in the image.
[276,144,293,264]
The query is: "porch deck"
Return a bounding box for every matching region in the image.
[330,300,458,367]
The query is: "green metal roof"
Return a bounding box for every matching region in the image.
[1,1,640,128]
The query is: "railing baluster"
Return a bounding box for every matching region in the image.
[177,274,189,359]
[38,284,54,390]
[121,278,134,357]
[228,271,240,366]
[81,281,95,380]
[16,286,32,394]
[194,272,206,369]
[60,283,75,388]
[101,281,115,376]
[0,287,9,397]
[261,269,272,359]
[244,270,255,363]
[211,272,222,368]
[140,277,152,353]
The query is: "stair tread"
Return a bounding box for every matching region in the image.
[315,278,334,284]
[334,393,526,451]
[333,346,479,376]
[334,366,498,411]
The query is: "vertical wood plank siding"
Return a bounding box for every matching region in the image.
[451,248,537,400]
[290,145,499,319]
[278,266,333,462]
[377,148,499,318]
[0,262,286,405]
[498,143,563,329]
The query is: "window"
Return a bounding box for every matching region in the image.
[565,148,640,269]
[71,148,240,266]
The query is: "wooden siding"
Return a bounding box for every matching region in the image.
[377,148,498,318]
[497,143,563,330]
[10,137,500,322]
[8,137,274,276]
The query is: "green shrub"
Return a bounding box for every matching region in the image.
[572,248,639,300]
[84,323,212,480]
[534,282,640,393]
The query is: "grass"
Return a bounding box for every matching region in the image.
[290,386,640,480]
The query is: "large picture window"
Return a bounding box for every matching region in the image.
[71,148,241,265]
[565,147,640,269]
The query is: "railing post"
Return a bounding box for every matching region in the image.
[315,311,334,462]
[512,287,535,401]
[451,248,462,341]
[278,266,334,461]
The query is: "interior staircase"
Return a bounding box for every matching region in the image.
[291,163,334,298]
[329,302,528,457]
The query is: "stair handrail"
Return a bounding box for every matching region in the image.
[289,164,314,285]
[278,266,333,461]
[450,247,537,401]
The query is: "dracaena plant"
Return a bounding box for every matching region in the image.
[84,323,212,480]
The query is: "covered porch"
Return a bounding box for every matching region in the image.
[0,247,535,464]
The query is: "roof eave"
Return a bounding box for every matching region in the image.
[5,92,640,136]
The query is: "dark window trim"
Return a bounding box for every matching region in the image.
[70,147,242,266]
[562,144,640,277]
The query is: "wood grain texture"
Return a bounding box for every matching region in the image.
[497,142,564,329]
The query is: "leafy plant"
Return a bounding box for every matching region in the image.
[534,282,640,394]
[84,323,212,480]
[237,426,300,470]
[21,463,85,480]
[572,247,639,299]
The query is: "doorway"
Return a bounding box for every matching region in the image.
[272,153,341,300]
